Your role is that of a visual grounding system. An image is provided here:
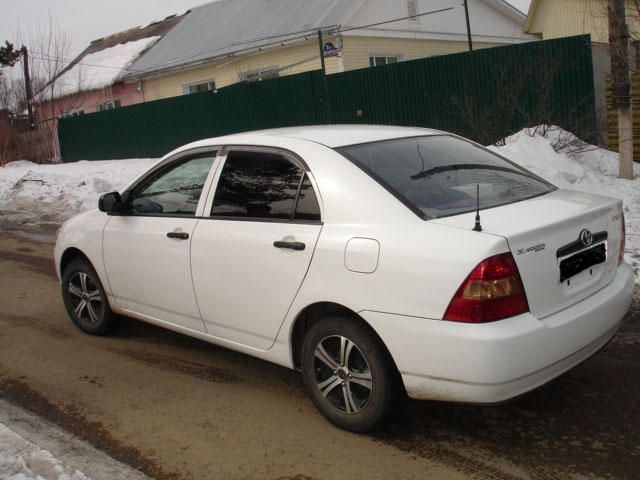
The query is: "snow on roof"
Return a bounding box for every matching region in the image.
[38,36,160,101]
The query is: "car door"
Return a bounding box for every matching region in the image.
[103,149,219,332]
[190,147,323,349]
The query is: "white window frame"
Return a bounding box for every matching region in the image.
[239,65,280,82]
[181,79,216,95]
[98,99,121,111]
[60,108,84,118]
[368,54,405,67]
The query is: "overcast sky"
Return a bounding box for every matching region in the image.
[1,0,533,60]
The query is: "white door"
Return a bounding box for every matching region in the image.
[103,151,218,332]
[191,148,323,349]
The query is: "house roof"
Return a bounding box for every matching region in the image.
[484,0,528,24]
[122,0,364,80]
[36,13,186,100]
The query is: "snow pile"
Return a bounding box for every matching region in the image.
[0,422,90,480]
[39,36,160,100]
[489,127,640,280]
[0,158,159,232]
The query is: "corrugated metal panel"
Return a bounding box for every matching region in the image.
[124,0,362,79]
[59,35,596,161]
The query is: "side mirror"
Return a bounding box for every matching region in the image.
[99,192,123,213]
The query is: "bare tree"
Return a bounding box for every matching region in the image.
[14,11,72,125]
[608,0,634,179]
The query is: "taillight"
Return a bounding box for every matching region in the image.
[618,212,626,265]
[444,252,529,323]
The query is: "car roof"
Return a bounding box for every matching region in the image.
[198,125,443,149]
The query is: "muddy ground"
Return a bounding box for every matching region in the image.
[0,231,638,480]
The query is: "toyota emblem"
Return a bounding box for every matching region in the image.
[579,229,593,247]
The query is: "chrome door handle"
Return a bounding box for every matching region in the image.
[273,240,305,251]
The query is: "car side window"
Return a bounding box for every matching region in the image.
[129,154,216,216]
[211,151,321,222]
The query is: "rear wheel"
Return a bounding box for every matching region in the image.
[61,258,115,335]
[301,315,397,432]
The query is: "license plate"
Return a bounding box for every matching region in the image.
[559,243,607,282]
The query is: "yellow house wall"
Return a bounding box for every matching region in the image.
[340,35,498,71]
[144,39,341,101]
[144,35,500,101]
[528,0,640,43]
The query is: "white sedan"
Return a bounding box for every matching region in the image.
[54,125,633,432]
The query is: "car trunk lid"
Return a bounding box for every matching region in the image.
[431,189,624,319]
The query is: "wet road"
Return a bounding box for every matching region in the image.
[0,232,638,479]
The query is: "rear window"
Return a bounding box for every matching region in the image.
[336,135,555,219]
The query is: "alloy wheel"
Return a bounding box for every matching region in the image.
[313,335,373,414]
[67,271,103,324]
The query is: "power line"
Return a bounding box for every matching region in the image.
[27,5,456,78]
[145,6,456,74]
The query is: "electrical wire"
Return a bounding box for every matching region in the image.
[27,5,456,76]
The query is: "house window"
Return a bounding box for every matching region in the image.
[369,55,404,67]
[60,109,84,118]
[98,99,121,111]
[182,79,216,95]
[407,0,418,21]
[239,66,280,82]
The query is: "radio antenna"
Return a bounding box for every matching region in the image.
[473,184,482,232]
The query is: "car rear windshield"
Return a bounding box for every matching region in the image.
[336,135,555,219]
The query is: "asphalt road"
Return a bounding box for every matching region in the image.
[0,231,638,480]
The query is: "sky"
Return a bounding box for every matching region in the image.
[1,0,533,60]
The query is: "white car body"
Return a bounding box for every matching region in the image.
[54,125,634,404]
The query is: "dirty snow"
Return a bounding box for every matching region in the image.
[0,422,90,480]
[0,158,158,232]
[37,37,160,100]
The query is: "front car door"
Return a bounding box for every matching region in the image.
[103,149,218,332]
[190,147,323,349]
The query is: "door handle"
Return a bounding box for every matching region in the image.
[167,231,189,240]
[273,240,305,251]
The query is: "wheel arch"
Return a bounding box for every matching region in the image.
[59,247,93,278]
[289,302,402,380]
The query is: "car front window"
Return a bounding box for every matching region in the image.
[336,135,555,219]
[130,155,216,215]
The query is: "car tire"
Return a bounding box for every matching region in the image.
[301,315,398,432]
[61,258,116,335]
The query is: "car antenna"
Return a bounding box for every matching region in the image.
[473,184,482,232]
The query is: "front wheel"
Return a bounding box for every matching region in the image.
[301,315,398,432]
[61,258,116,335]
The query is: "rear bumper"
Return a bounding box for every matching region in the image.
[362,262,634,403]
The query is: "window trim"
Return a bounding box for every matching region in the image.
[181,78,216,95]
[368,54,404,67]
[203,145,323,225]
[117,147,220,218]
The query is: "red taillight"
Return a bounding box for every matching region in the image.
[444,252,529,323]
[618,212,626,265]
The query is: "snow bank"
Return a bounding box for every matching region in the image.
[0,158,159,232]
[0,125,638,280]
[0,422,90,480]
[489,127,640,281]
[39,36,160,100]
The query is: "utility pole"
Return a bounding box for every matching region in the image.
[463,0,473,51]
[317,29,326,75]
[21,46,35,130]
[609,0,633,179]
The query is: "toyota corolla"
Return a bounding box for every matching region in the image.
[54,126,633,432]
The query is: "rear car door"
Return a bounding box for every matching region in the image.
[103,149,218,332]
[190,147,323,349]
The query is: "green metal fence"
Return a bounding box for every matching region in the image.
[58,35,595,161]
